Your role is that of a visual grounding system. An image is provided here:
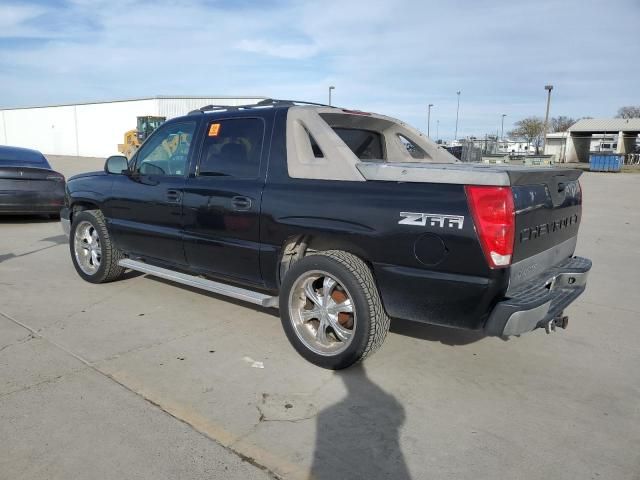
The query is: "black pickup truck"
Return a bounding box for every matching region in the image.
[61,99,591,369]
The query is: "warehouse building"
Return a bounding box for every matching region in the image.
[544,118,640,162]
[0,95,265,158]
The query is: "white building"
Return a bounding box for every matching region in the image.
[0,95,265,158]
[544,119,640,162]
[496,140,537,154]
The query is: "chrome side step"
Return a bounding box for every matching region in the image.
[118,259,279,308]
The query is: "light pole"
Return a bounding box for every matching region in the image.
[454,91,461,141]
[501,114,507,144]
[328,86,335,106]
[436,120,439,142]
[427,104,434,137]
[542,84,553,151]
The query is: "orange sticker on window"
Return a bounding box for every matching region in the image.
[208,123,221,136]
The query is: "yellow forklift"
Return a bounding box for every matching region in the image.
[118,116,166,158]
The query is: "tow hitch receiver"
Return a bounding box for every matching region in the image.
[544,315,569,334]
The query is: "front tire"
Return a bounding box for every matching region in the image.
[279,250,390,369]
[70,210,126,284]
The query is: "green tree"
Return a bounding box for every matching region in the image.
[509,117,545,154]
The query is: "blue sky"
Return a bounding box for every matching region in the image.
[1,0,638,139]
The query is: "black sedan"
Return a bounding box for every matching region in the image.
[0,145,65,216]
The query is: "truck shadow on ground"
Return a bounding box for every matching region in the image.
[0,234,68,265]
[0,214,60,225]
[390,318,493,346]
[143,277,498,346]
[310,363,412,480]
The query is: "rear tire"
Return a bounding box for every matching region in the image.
[279,250,390,369]
[69,210,126,284]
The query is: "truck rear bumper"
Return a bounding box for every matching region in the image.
[484,256,592,336]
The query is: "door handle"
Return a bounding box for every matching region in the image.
[166,189,182,203]
[232,196,252,211]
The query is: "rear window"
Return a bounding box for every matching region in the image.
[332,128,384,160]
[0,147,50,168]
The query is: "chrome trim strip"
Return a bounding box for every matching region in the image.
[356,162,511,186]
[118,259,279,308]
[550,271,589,290]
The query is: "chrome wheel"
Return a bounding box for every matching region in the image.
[73,221,102,275]
[288,270,356,356]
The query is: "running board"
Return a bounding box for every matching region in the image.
[118,259,279,308]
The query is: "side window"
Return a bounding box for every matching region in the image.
[306,129,324,158]
[397,134,428,160]
[198,118,264,178]
[135,121,196,176]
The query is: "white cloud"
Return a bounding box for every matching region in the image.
[0,0,639,138]
[236,39,319,59]
[0,3,49,37]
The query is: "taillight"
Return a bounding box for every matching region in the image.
[46,174,65,182]
[465,186,515,268]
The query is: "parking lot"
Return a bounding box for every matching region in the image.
[1,156,639,479]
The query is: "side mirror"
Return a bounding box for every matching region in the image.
[105,155,129,175]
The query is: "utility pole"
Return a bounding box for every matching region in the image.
[542,85,553,152]
[328,86,335,106]
[454,91,461,141]
[427,104,434,137]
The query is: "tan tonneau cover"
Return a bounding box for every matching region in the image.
[356,161,512,186]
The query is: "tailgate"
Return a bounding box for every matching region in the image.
[508,168,582,290]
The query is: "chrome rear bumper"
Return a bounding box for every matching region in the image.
[485,256,592,336]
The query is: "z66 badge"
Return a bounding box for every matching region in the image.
[399,212,464,229]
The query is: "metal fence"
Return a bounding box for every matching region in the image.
[624,153,640,165]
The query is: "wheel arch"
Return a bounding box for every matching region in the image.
[277,234,372,287]
[69,196,102,223]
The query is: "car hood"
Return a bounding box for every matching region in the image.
[68,171,106,181]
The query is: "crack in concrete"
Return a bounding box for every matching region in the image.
[0,367,87,400]
[0,332,36,354]
[98,324,221,364]
[255,404,317,424]
[0,310,282,480]
[40,279,146,332]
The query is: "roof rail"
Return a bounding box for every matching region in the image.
[188,98,333,115]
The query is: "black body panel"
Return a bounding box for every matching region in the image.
[105,174,188,265]
[0,166,65,214]
[181,111,274,285]
[258,108,505,329]
[512,179,582,262]
[182,176,264,284]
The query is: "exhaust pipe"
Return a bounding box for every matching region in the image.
[543,315,569,334]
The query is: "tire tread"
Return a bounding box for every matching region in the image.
[71,209,125,283]
[309,250,390,363]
